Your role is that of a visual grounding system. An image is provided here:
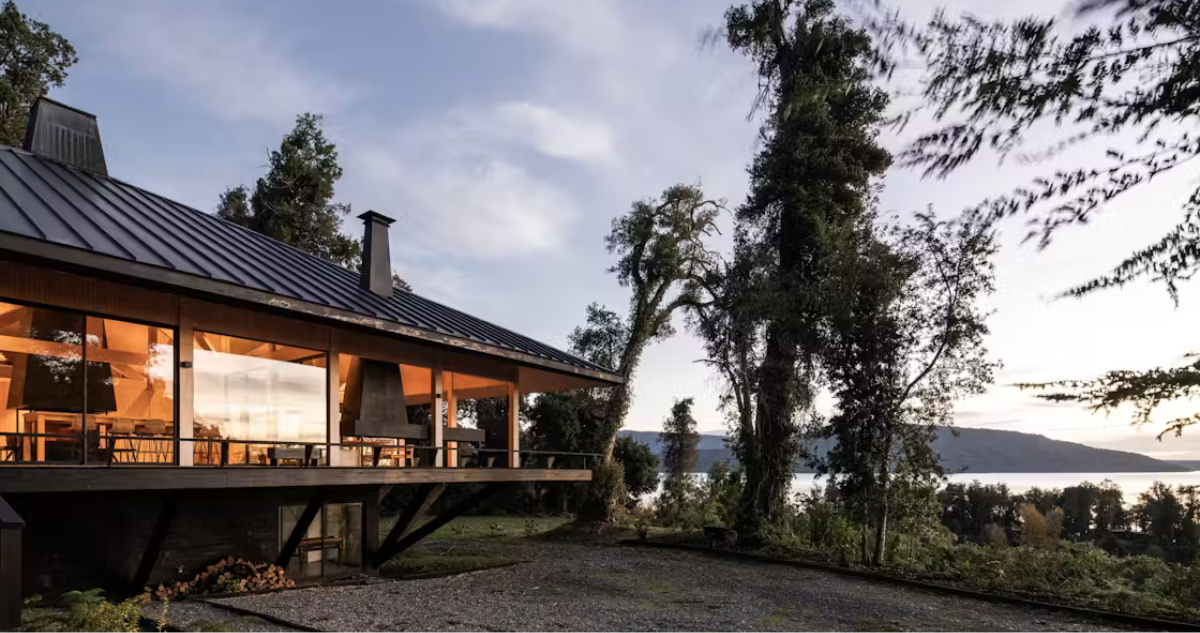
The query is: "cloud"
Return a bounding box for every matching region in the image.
[435,0,627,58]
[351,134,576,259]
[482,102,617,163]
[89,0,349,124]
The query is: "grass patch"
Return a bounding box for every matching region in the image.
[378,546,523,578]
[758,608,796,630]
[379,515,572,541]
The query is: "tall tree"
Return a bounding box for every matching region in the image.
[720,0,892,535]
[689,234,762,470]
[820,211,998,564]
[576,185,721,522]
[218,113,361,268]
[869,0,1200,438]
[657,398,702,526]
[660,397,701,478]
[0,0,76,147]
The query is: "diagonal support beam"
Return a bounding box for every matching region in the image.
[372,483,446,568]
[132,496,178,592]
[276,491,324,569]
[372,484,503,567]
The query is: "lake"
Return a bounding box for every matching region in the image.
[789,471,1200,498]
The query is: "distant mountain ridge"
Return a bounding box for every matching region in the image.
[618,426,1190,474]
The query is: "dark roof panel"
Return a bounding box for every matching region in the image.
[0,146,611,376]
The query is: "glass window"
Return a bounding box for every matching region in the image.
[0,301,84,463]
[86,316,175,464]
[324,503,362,574]
[279,502,362,578]
[0,303,178,465]
[279,505,324,578]
[193,331,326,465]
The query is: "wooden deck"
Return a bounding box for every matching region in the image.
[0,466,592,493]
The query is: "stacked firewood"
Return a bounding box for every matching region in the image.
[147,557,295,600]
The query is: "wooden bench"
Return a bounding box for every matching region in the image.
[296,536,344,573]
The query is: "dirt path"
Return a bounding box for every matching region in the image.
[217,541,1138,631]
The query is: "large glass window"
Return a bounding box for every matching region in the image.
[0,301,83,463]
[193,331,326,465]
[0,302,174,464]
[86,316,175,463]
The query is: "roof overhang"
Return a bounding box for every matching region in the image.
[0,231,625,387]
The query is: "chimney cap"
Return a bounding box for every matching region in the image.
[358,210,395,225]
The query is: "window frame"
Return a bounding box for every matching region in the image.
[0,294,180,464]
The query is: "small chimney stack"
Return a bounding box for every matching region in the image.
[23,97,107,175]
[358,210,395,298]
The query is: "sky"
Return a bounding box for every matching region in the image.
[22,0,1200,461]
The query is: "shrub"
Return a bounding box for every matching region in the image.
[1019,503,1050,548]
[1045,507,1065,542]
[985,524,1009,548]
[50,589,145,633]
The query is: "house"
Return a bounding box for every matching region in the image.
[0,99,619,623]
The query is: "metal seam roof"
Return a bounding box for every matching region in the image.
[0,146,614,378]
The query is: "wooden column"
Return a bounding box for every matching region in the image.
[326,347,339,466]
[445,373,457,468]
[177,310,194,467]
[429,363,444,468]
[507,383,520,468]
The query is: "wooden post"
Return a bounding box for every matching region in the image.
[177,310,194,467]
[0,495,23,631]
[507,383,520,468]
[429,363,444,468]
[326,348,339,467]
[445,373,457,468]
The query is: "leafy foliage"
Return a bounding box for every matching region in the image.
[819,210,998,564]
[574,184,721,521]
[1018,354,1200,439]
[21,589,146,633]
[868,0,1200,436]
[613,435,659,505]
[738,479,1200,620]
[217,113,362,268]
[712,0,893,536]
[657,398,702,526]
[0,1,77,147]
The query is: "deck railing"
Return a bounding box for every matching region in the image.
[0,432,599,470]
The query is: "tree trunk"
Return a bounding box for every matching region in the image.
[872,471,890,566]
[860,505,871,565]
[737,323,801,536]
[579,338,645,523]
[872,436,894,566]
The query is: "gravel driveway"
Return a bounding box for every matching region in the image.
[215,542,1134,631]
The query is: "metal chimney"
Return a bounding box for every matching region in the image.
[23,98,107,175]
[358,210,395,298]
